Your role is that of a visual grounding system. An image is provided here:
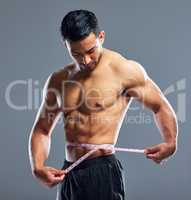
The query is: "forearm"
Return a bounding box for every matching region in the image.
[28,128,51,172]
[154,102,178,147]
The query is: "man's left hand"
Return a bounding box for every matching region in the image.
[144,142,176,164]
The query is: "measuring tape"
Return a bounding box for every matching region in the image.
[64,143,145,174]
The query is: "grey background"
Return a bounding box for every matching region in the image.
[0,0,191,199]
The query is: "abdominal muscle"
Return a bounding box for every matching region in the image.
[64,121,118,162]
[63,100,127,162]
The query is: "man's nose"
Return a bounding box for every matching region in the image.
[83,55,91,65]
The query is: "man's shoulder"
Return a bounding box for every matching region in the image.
[104,49,148,87]
[104,48,136,67]
[53,63,75,79]
[47,63,75,88]
[105,49,140,73]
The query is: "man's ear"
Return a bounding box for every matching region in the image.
[98,31,105,44]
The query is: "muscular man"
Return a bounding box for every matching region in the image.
[28,10,178,200]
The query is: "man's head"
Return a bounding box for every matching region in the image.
[60,10,105,71]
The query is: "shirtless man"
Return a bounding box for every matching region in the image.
[28,10,178,200]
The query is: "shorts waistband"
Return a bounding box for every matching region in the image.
[62,154,117,171]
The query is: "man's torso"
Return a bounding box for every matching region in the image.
[54,49,131,161]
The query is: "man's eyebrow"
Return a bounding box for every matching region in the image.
[86,46,97,52]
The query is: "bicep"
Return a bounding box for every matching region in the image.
[116,58,170,114]
[128,78,166,113]
[32,74,61,136]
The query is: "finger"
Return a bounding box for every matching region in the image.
[146,153,155,159]
[52,176,65,186]
[54,173,66,178]
[145,146,160,154]
[145,154,162,164]
[48,175,65,183]
[54,170,65,176]
[60,174,65,180]
[145,156,161,164]
[49,169,65,176]
[53,176,64,181]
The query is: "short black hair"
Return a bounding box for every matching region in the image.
[60,10,100,42]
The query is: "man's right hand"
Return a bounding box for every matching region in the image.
[33,166,66,188]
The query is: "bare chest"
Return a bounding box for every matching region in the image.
[62,69,123,114]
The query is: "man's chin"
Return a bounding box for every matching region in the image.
[80,63,96,71]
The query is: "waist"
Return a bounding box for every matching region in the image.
[62,154,117,171]
[65,142,116,162]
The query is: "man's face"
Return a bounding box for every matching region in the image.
[65,31,105,71]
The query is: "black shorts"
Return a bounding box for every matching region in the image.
[57,154,126,200]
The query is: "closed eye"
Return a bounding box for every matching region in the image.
[87,48,96,54]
